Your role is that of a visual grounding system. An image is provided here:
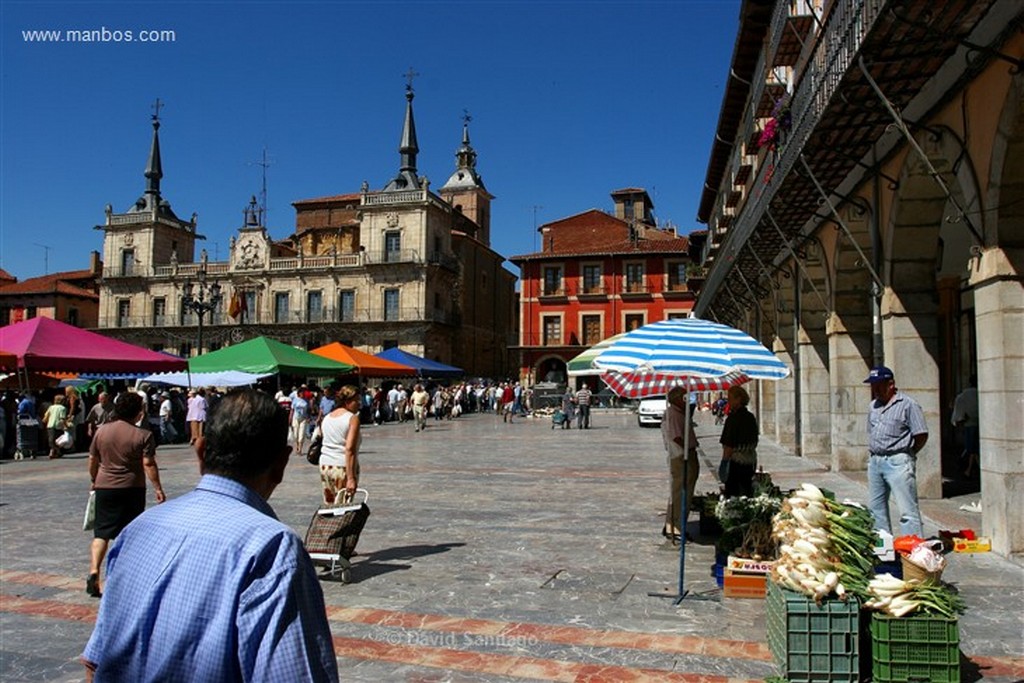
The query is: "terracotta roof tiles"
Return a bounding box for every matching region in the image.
[0,271,99,299]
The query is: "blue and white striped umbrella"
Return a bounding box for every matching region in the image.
[592,317,790,380]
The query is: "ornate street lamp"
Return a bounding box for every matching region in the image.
[182,271,222,355]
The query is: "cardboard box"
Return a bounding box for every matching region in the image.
[873,529,895,562]
[726,555,775,574]
[953,536,991,553]
[723,569,767,599]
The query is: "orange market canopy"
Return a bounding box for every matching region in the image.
[310,342,416,377]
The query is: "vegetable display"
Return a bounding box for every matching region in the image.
[715,493,782,560]
[864,573,966,618]
[770,483,878,602]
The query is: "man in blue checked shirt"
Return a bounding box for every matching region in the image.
[82,389,338,682]
[865,366,929,538]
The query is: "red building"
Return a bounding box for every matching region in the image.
[510,189,697,387]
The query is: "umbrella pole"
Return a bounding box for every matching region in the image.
[666,391,717,605]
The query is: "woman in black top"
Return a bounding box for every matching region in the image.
[719,385,759,497]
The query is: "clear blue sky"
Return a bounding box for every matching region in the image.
[1,0,741,280]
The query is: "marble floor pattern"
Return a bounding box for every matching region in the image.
[1,408,1022,682]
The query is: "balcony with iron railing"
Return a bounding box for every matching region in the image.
[104,246,458,281]
[101,306,457,330]
[701,0,915,310]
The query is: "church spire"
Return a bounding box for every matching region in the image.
[455,110,478,172]
[440,109,487,194]
[144,98,164,199]
[384,69,421,192]
[129,99,178,219]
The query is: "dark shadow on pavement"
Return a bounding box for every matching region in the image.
[333,542,467,583]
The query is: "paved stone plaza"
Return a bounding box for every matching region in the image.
[1,408,1022,682]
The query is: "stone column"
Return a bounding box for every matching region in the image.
[759,378,777,438]
[827,312,872,472]
[881,288,943,499]
[773,336,797,449]
[799,328,831,463]
[970,247,1024,556]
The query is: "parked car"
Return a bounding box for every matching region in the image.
[637,396,667,427]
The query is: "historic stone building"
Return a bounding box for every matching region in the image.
[694,0,1023,557]
[95,86,516,378]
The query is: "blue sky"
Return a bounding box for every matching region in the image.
[1,0,741,280]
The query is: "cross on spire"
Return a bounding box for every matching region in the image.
[404,67,419,93]
[462,109,472,126]
[151,98,163,122]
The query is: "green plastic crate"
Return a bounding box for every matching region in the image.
[870,613,960,682]
[765,581,861,683]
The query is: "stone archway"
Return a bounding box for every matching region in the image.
[978,73,1024,556]
[884,126,985,500]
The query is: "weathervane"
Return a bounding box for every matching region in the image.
[404,67,420,93]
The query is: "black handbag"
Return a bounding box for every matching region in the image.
[306,433,323,465]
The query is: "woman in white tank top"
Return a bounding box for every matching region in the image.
[319,385,362,506]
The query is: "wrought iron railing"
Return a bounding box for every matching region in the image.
[703,0,883,301]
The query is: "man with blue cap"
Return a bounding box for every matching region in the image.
[864,365,929,537]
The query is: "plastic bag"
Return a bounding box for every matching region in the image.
[56,430,74,450]
[906,540,946,573]
[83,491,96,531]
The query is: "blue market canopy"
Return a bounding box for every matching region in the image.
[374,348,463,378]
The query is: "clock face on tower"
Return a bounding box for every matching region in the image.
[237,237,263,269]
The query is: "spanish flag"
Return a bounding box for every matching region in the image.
[228,290,242,319]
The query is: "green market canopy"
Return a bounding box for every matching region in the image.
[566,333,627,377]
[188,336,354,376]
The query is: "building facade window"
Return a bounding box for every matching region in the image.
[625,263,645,293]
[121,249,135,276]
[625,313,645,331]
[542,266,562,296]
[67,308,79,326]
[384,231,401,262]
[383,288,400,321]
[243,291,256,323]
[306,290,323,322]
[582,264,602,294]
[542,315,562,346]
[582,314,602,345]
[117,300,130,327]
[274,292,290,323]
[152,298,166,326]
[666,261,688,291]
[26,306,37,320]
[339,290,355,322]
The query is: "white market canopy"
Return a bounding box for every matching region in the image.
[140,370,272,388]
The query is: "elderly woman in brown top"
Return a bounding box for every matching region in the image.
[86,391,165,598]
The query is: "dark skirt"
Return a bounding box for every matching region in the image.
[93,487,146,540]
[724,462,756,498]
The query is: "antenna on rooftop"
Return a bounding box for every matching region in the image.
[248,146,274,226]
[531,205,543,252]
[33,243,52,274]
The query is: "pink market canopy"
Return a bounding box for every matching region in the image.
[0,317,188,374]
[601,370,750,399]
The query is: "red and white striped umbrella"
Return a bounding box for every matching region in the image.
[600,369,749,399]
